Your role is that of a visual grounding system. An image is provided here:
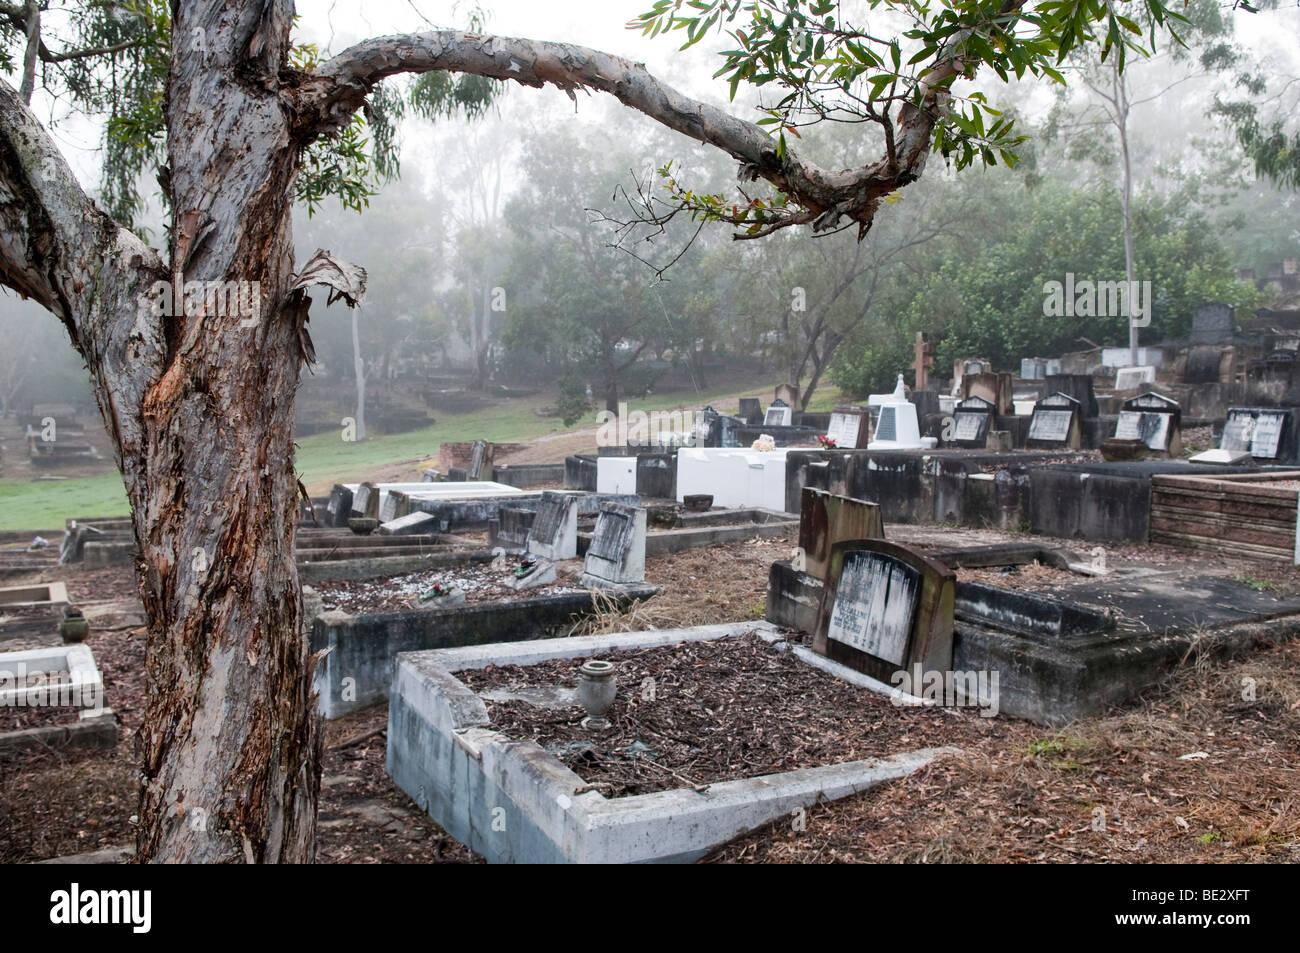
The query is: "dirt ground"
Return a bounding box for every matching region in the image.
[1,520,1298,863]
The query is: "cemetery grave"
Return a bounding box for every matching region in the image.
[386,621,955,863]
[1149,470,1300,561]
[0,582,72,641]
[0,644,117,752]
[308,540,659,718]
[458,633,947,796]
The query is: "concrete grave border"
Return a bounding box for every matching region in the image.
[386,620,956,863]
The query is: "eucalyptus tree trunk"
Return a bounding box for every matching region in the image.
[133,0,321,863]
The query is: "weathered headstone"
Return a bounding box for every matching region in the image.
[948,395,995,449]
[1044,373,1098,418]
[1114,365,1157,390]
[1190,302,1234,344]
[737,398,764,427]
[579,503,647,589]
[798,487,885,579]
[1020,358,1047,380]
[525,491,579,561]
[811,539,956,686]
[1220,408,1295,461]
[493,504,536,549]
[352,482,380,520]
[963,371,1013,416]
[468,439,489,481]
[1026,392,1082,449]
[377,512,439,536]
[774,383,799,408]
[1111,392,1181,455]
[326,485,354,528]
[764,398,793,428]
[825,407,871,449]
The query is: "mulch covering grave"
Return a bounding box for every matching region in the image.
[459,632,1010,799]
[315,562,578,614]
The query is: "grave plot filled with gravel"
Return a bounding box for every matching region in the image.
[459,633,1010,798]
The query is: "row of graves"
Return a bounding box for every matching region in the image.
[308,481,661,717]
[382,482,1300,864]
[0,577,118,754]
[556,365,1300,558]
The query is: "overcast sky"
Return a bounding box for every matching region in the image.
[7,2,1300,206]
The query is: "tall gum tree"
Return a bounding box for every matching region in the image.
[0,0,1186,861]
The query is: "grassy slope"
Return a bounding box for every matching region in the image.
[0,375,847,531]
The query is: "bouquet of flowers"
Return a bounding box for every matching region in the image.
[816,435,838,449]
[751,434,776,451]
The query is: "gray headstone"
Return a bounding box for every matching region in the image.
[579,503,647,588]
[525,491,578,561]
[377,512,439,536]
[825,551,921,665]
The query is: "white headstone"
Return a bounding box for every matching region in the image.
[867,399,924,450]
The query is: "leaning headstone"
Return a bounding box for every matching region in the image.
[579,503,647,589]
[326,485,354,528]
[764,398,793,428]
[798,487,884,580]
[948,395,995,449]
[825,407,871,449]
[467,440,489,480]
[378,491,402,524]
[1025,392,1082,449]
[811,539,956,686]
[525,491,579,561]
[352,482,380,520]
[377,512,439,536]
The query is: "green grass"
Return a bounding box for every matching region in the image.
[0,473,131,532]
[0,373,808,531]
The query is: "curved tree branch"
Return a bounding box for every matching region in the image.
[293,29,956,235]
[0,77,166,476]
